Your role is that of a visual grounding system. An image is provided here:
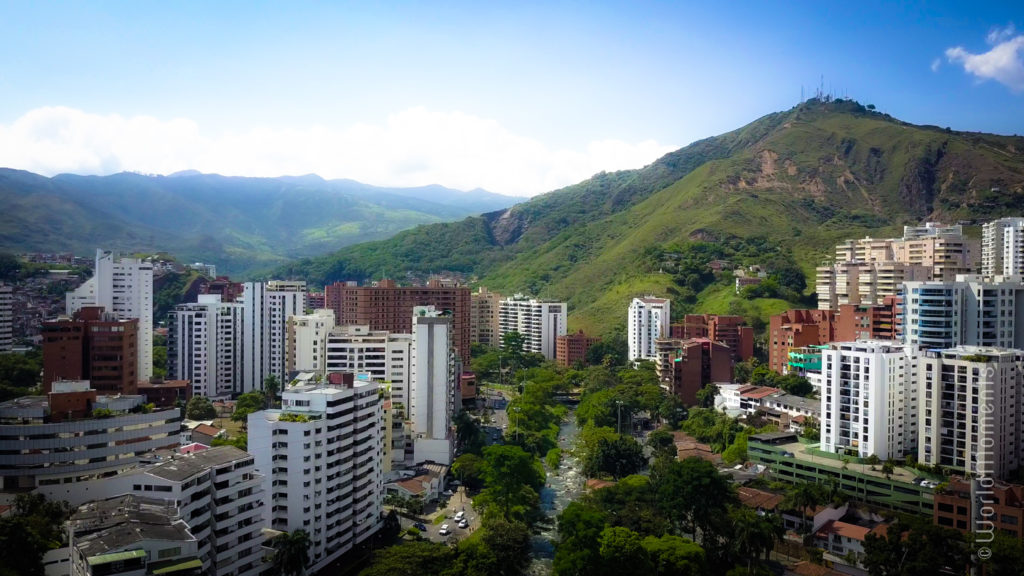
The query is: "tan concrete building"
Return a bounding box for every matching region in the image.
[470,286,502,347]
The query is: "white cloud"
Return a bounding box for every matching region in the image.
[0,106,677,197]
[930,58,941,72]
[945,27,1024,93]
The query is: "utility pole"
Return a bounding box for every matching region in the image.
[616,400,623,436]
[514,406,521,442]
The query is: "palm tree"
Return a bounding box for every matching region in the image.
[784,482,825,535]
[270,530,311,576]
[730,507,781,575]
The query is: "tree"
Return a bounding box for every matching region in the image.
[583,435,646,479]
[586,335,627,367]
[452,453,487,491]
[881,460,895,480]
[185,396,217,420]
[232,391,266,425]
[775,373,813,397]
[554,502,607,576]
[502,331,526,374]
[651,457,736,543]
[264,375,281,409]
[599,526,652,576]
[270,530,311,576]
[0,352,42,391]
[0,494,71,576]
[642,534,706,576]
[658,395,687,428]
[647,429,677,462]
[695,382,719,409]
[358,540,454,576]
[476,445,543,520]
[454,410,486,455]
[729,507,781,575]
[783,482,826,534]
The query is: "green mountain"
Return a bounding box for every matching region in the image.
[0,170,524,276]
[281,98,1024,336]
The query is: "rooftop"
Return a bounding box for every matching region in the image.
[76,520,194,558]
[71,495,178,534]
[754,437,928,484]
[146,446,251,482]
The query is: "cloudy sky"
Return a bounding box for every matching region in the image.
[0,1,1021,197]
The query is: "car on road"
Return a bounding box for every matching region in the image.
[454,511,465,521]
[439,524,451,536]
[414,522,428,531]
[458,519,469,529]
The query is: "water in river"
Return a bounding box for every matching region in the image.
[528,416,584,575]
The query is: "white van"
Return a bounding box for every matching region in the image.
[439,524,450,536]
[454,511,465,522]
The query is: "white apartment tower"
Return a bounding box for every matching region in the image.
[241,281,307,393]
[918,347,1024,479]
[169,294,243,397]
[67,249,154,380]
[286,309,337,374]
[498,294,568,359]
[410,306,456,465]
[249,376,384,574]
[982,217,1024,277]
[627,296,671,362]
[902,275,1024,350]
[0,282,11,352]
[821,340,917,460]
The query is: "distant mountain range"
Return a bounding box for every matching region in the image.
[0,170,525,275]
[276,99,1024,335]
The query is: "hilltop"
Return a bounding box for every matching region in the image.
[0,170,525,276]
[277,99,1024,335]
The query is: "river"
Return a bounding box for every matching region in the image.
[528,415,584,575]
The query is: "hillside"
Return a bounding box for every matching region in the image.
[280,98,1024,335]
[0,170,524,276]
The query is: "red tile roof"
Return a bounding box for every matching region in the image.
[816,520,871,541]
[192,424,222,438]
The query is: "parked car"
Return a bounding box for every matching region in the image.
[439,524,450,536]
[414,522,428,531]
[458,519,469,529]
[454,511,465,521]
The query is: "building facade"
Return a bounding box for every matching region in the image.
[627,297,671,362]
[411,306,456,465]
[67,249,154,381]
[821,341,917,460]
[248,375,383,574]
[169,295,244,397]
[835,296,902,342]
[470,286,502,347]
[982,217,1024,277]
[655,338,732,405]
[286,309,337,374]
[674,314,754,360]
[768,309,837,374]
[556,330,599,368]
[0,282,11,352]
[498,295,568,360]
[902,275,1024,350]
[241,281,307,393]
[42,306,139,395]
[325,278,472,366]
[917,347,1023,479]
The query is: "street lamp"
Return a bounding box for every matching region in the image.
[513,406,522,442]
[615,400,623,436]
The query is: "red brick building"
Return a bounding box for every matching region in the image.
[556,330,599,367]
[656,338,732,405]
[200,276,244,302]
[769,310,837,374]
[137,378,192,409]
[934,476,1024,539]
[42,306,139,395]
[835,295,902,342]
[325,278,472,365]
[673,314,754,361]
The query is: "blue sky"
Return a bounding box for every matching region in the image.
[0,1,1021,196]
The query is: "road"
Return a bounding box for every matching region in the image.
[397,486,481,543]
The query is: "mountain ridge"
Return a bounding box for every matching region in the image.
[276,99,1024,335]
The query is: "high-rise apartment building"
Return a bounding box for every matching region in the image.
[2,381,180,492]
[200,276,244,303]
[835,296,902,342]
[325,278,471,365]
[0,282,11,352]
[674,314,754,361]
[241,281,306,393]
[821,341,917,460]
[169,295,244,397]
[627,297,671,362]
[324,325,413,464]
[498,294,568,360]
[470,286,502,347]
[817,223,977,310]
[249,374,383,574]
[903,275,1024,350]
[411,306,456,465]
[982,217,1024,277]
[42,306,139,395]
[655,338,732,405]
[556,330,599,368]
[286,309,336,374]
[67,249,154,380]
[918,347,1024,479]
[768,309,837,374]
